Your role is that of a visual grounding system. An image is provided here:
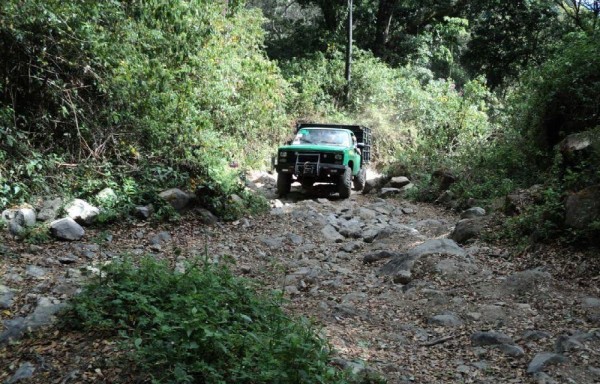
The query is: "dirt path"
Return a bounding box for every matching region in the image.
[1,172,599,383]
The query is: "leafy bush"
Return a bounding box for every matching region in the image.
[0,1,290,214]
[67,257,367,384]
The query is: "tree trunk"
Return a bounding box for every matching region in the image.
[373,0,395,57]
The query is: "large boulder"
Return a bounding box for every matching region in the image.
[460,207,486,219]
[65,199,99,225]
[389,176,411,189]
[37,197,62,222]
[49,218,85,241]
[378,239,465,282]
[159,188,194,212]
[363,176,390,194]
[449,217,487,244]
[564,184,600,230]
[2,207,36,227]
[559,130,600,166]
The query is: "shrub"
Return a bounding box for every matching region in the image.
[66,257,368,383]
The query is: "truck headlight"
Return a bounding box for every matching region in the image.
[279,151,287,158]
[335,154,343,160]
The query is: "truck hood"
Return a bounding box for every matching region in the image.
[278,144,346,152]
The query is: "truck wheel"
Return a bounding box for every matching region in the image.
[338,166,352,198]
[353,167,366,191]
[277,172,292,196]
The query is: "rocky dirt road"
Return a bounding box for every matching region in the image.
[1,172,600,383]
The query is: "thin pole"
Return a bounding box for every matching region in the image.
[345,0,353,104]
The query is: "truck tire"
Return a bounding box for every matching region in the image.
[277,172,292,196]
[353,167,366,191]
[338,166,352,198]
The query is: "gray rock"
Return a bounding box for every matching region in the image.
[50,218,84,241]
[16,208,36,227]
[503,268,551,295]
[408,239,466,259]
[357,207,377,220]
[364,250,399,264]
[361,228,380,243]
[0,317,26,345]
[160,188,194,211]
[471,331,514,346]
[7,220,24,237]
[582,297,600,308]
[58,254,79,265]
[380,187,401,197]
[363,176,390,194]
[379,253,415,276]
[6,361,35,384]
[260,236,284,249]
[341,242,361,253]
[26,297,67,328]
[0,285,14,309]
[196,208,218,225]
[26,265,46,278]
[527,352,567,374]
[414,219,448,236]
[522,330,552,341]
[135,205,154,220]
[392,270,413,284]
[287,233,304,245]
[554,334,584,353]
[65,199,99,225]
[72,243,100,258]
[37,197,62,222]
[1,208,17,221]
[449,217,486,244]
[460,207,486,219]
[150,231,171,246]
[428,314,463,327]
[97,187,117,202]
[321,225,344,242]
[389,176,411,189]
[564,184,600,230]
[479,304,507,323]
[471,361,489,370]
[339,222,363,238]
[495,344,525,357]
[533,372,558,384]
[434,259,476,276]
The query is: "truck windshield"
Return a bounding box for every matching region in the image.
[293,129,351,147]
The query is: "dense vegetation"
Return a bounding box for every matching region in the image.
[2,0,599,240]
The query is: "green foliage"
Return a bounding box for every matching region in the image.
[510,32,600,151]
[501,187,564,243]
[66,257,367,384]
[0,0,290,215]
[22,224,52,244]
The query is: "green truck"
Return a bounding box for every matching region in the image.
[274,123,371,198]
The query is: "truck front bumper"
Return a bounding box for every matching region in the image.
[277,163,346,178]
